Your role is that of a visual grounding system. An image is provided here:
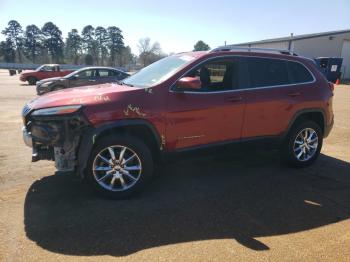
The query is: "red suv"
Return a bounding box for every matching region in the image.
[22,47,334,198]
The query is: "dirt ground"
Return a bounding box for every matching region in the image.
[0,69,349,262]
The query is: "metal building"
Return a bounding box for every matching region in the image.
[232,29,350,80]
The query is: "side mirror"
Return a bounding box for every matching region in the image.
[177,77,201,90]
[71,75,78,80]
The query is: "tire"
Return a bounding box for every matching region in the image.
[281,121,323,167]
[27,77,37,85]
[86,135,154,199]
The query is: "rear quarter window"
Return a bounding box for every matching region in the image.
[287,61,314,83]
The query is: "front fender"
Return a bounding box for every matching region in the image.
[77,119,161,177]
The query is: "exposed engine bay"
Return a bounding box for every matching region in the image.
[22,105,90,172]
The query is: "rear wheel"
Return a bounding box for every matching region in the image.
[86,135,154,199]
[27,77,37,85]
[282,121,323,167]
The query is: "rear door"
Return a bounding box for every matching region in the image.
[241,57,315,138]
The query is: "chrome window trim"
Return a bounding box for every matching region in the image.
[169,55,316,95]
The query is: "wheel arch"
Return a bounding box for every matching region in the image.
[27,75,38,81]
[285,109,326,138]
[77,119,161,177]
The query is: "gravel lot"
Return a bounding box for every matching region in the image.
[0,70,349,261]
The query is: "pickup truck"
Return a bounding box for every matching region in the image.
[19,64,74,85]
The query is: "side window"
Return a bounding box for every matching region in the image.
[287,61,314,84]
[108,70,121,77]
[247,58,290,88]
[41,66,54,72]
[97,70,110,77]
[76,69,94,78]
[175,58,239,92]
[209,63,227,83]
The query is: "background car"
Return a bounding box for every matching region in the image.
[20,64,74,85]
[36,67,130,95]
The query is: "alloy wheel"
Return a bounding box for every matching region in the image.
[93,145,142,192]
[293,128,318,162]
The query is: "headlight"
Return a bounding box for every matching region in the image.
[32,105,82,116]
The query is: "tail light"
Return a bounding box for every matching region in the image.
[328,82,334,92]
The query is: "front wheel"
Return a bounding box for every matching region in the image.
[27,77,37,85]
[282,121,323,167]
[86,135,154,199]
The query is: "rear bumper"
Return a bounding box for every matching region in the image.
[324,116,334,138]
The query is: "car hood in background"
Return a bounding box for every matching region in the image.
[37,77,63,84]
[21,70,36,75]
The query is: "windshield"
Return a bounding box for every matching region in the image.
[123,55,195,87]
[35,65,44,71]
[64,69,81,79]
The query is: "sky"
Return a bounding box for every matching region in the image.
[0,0,349,54]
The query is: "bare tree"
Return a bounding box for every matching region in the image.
[138,37,163,67]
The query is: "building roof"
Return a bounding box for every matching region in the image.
[234,29,350,46]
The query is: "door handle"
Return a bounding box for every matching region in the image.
[227,96,243,102]
[287,92,301,97]
[89,79,96,82]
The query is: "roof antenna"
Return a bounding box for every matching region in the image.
[288,33,294,53]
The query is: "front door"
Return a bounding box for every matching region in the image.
[69,69,97,87]
[166,57,246,150]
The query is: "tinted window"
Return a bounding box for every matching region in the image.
[247,58,289,88]
[76,69,95,78]
[41,66,54,72]
[98,70,110,77]
[108,70,121,77]
[176,58,239,92]
[287,61,314,83]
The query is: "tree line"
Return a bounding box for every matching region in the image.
[1,20,140,68]
[0,20,211,68]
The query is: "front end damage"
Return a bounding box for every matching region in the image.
[22,104,90,172]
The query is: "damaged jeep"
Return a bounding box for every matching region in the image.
[22,48,334,199]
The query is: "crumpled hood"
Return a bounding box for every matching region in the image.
[27,83,139,110]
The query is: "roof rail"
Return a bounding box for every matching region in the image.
[210,46,298,56]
